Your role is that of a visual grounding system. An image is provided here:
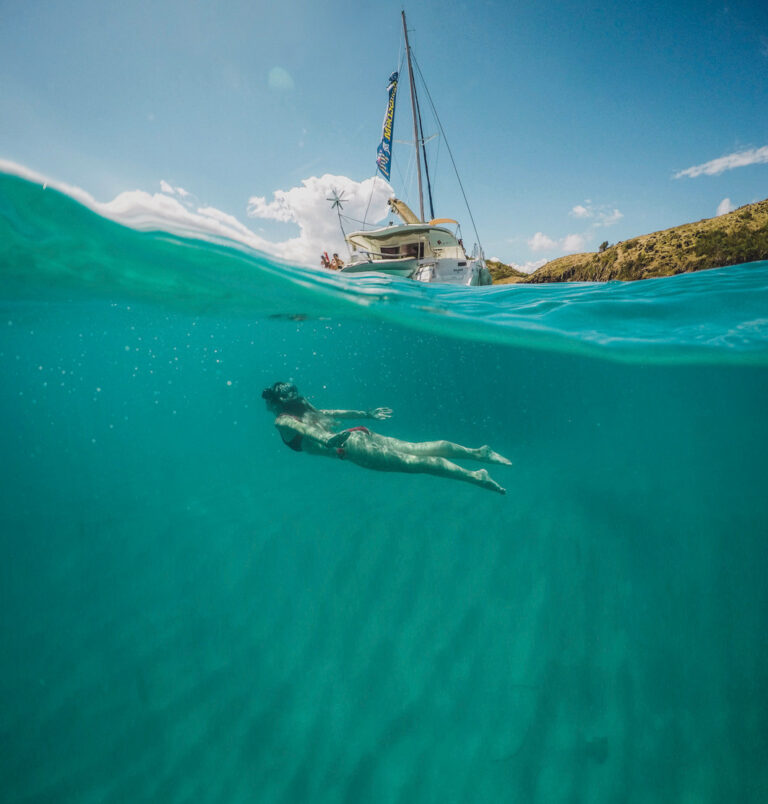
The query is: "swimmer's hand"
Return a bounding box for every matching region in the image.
[367,407,392,420]
[326,431,351,449]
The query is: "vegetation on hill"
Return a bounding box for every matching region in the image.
[485,258,528,283]
[488,199,768,284]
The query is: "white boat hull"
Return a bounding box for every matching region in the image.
[339,256,491,285]
[413,258,491,286]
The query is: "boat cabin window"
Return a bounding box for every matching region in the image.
[380,242,424,259]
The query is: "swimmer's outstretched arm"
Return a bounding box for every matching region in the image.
[318,407,392,421]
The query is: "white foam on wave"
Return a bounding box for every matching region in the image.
[0,159,391,268]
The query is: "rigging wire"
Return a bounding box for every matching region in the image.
[414,85,435,220]
[362,176,377,230]
[408,44,435,221]
[338,211,383,227]
[431,131,442,201]
[394,147,417,216]
[411,54,483,251]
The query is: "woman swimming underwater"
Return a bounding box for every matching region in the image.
[262,382,510,495]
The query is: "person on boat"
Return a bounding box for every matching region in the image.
[332,253,344,269]
[320,253,330,269]
[262,381,510,495]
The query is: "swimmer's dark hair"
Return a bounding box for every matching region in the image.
[262,381,312,417]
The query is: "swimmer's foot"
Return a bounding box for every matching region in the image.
[476,445,512,466]
[474,468,506,495]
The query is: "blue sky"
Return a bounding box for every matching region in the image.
[2,0,767,268]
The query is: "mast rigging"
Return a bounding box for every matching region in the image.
[402,11,426,223]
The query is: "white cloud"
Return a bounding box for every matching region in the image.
[528,231,557,252]
[569,201,623,226]
[247,174,392,264]
[492,256,547,274]
[525,199,623,262]
[487,257,548,274]
[0,159,392,267]
[160,180,191,199]
[600,208,623,226]
[268,66,295,92]
[716,197,736,216]
[528,231,588,256]
[247,193,295,223]
[561,233,586,253]
[511,258,547,274]
[673,145,768,179]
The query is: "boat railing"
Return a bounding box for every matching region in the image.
[468,243,484,261]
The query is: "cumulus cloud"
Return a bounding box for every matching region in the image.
[0,159,392,267]
[674,145,768,179]
[521,198,624,263]
[247,192,295,223]
[569,201,623,226]
[492,257,546,275]
[491,256,547,274]
[561,233,586,253]
[160,180,191,198]
[512,258,547,274]
[528,231,588,255]
[247,174,392,263]
[523,197,625,263]
[716,197,736,216]
[528,231,558,252]
[600,208,623,226]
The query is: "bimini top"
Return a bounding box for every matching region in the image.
[346,222,461,250]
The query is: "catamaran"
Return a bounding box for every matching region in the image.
[338,12,492,286]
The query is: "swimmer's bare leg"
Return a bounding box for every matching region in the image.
[377,437,512,465]
[370,451,506,494]
[473,445,513,465]
[340,432,506,493]
[407,454,506,494]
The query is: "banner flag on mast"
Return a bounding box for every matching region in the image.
[376,71,399,180]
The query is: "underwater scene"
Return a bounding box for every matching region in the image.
[2,170,768,802]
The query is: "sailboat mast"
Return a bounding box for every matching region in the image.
[402,11,424,223]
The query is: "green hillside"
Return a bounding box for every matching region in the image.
[485,258,528,282]
[489,199,768,284]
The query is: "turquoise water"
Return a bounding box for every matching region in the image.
[2,170,767,802]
